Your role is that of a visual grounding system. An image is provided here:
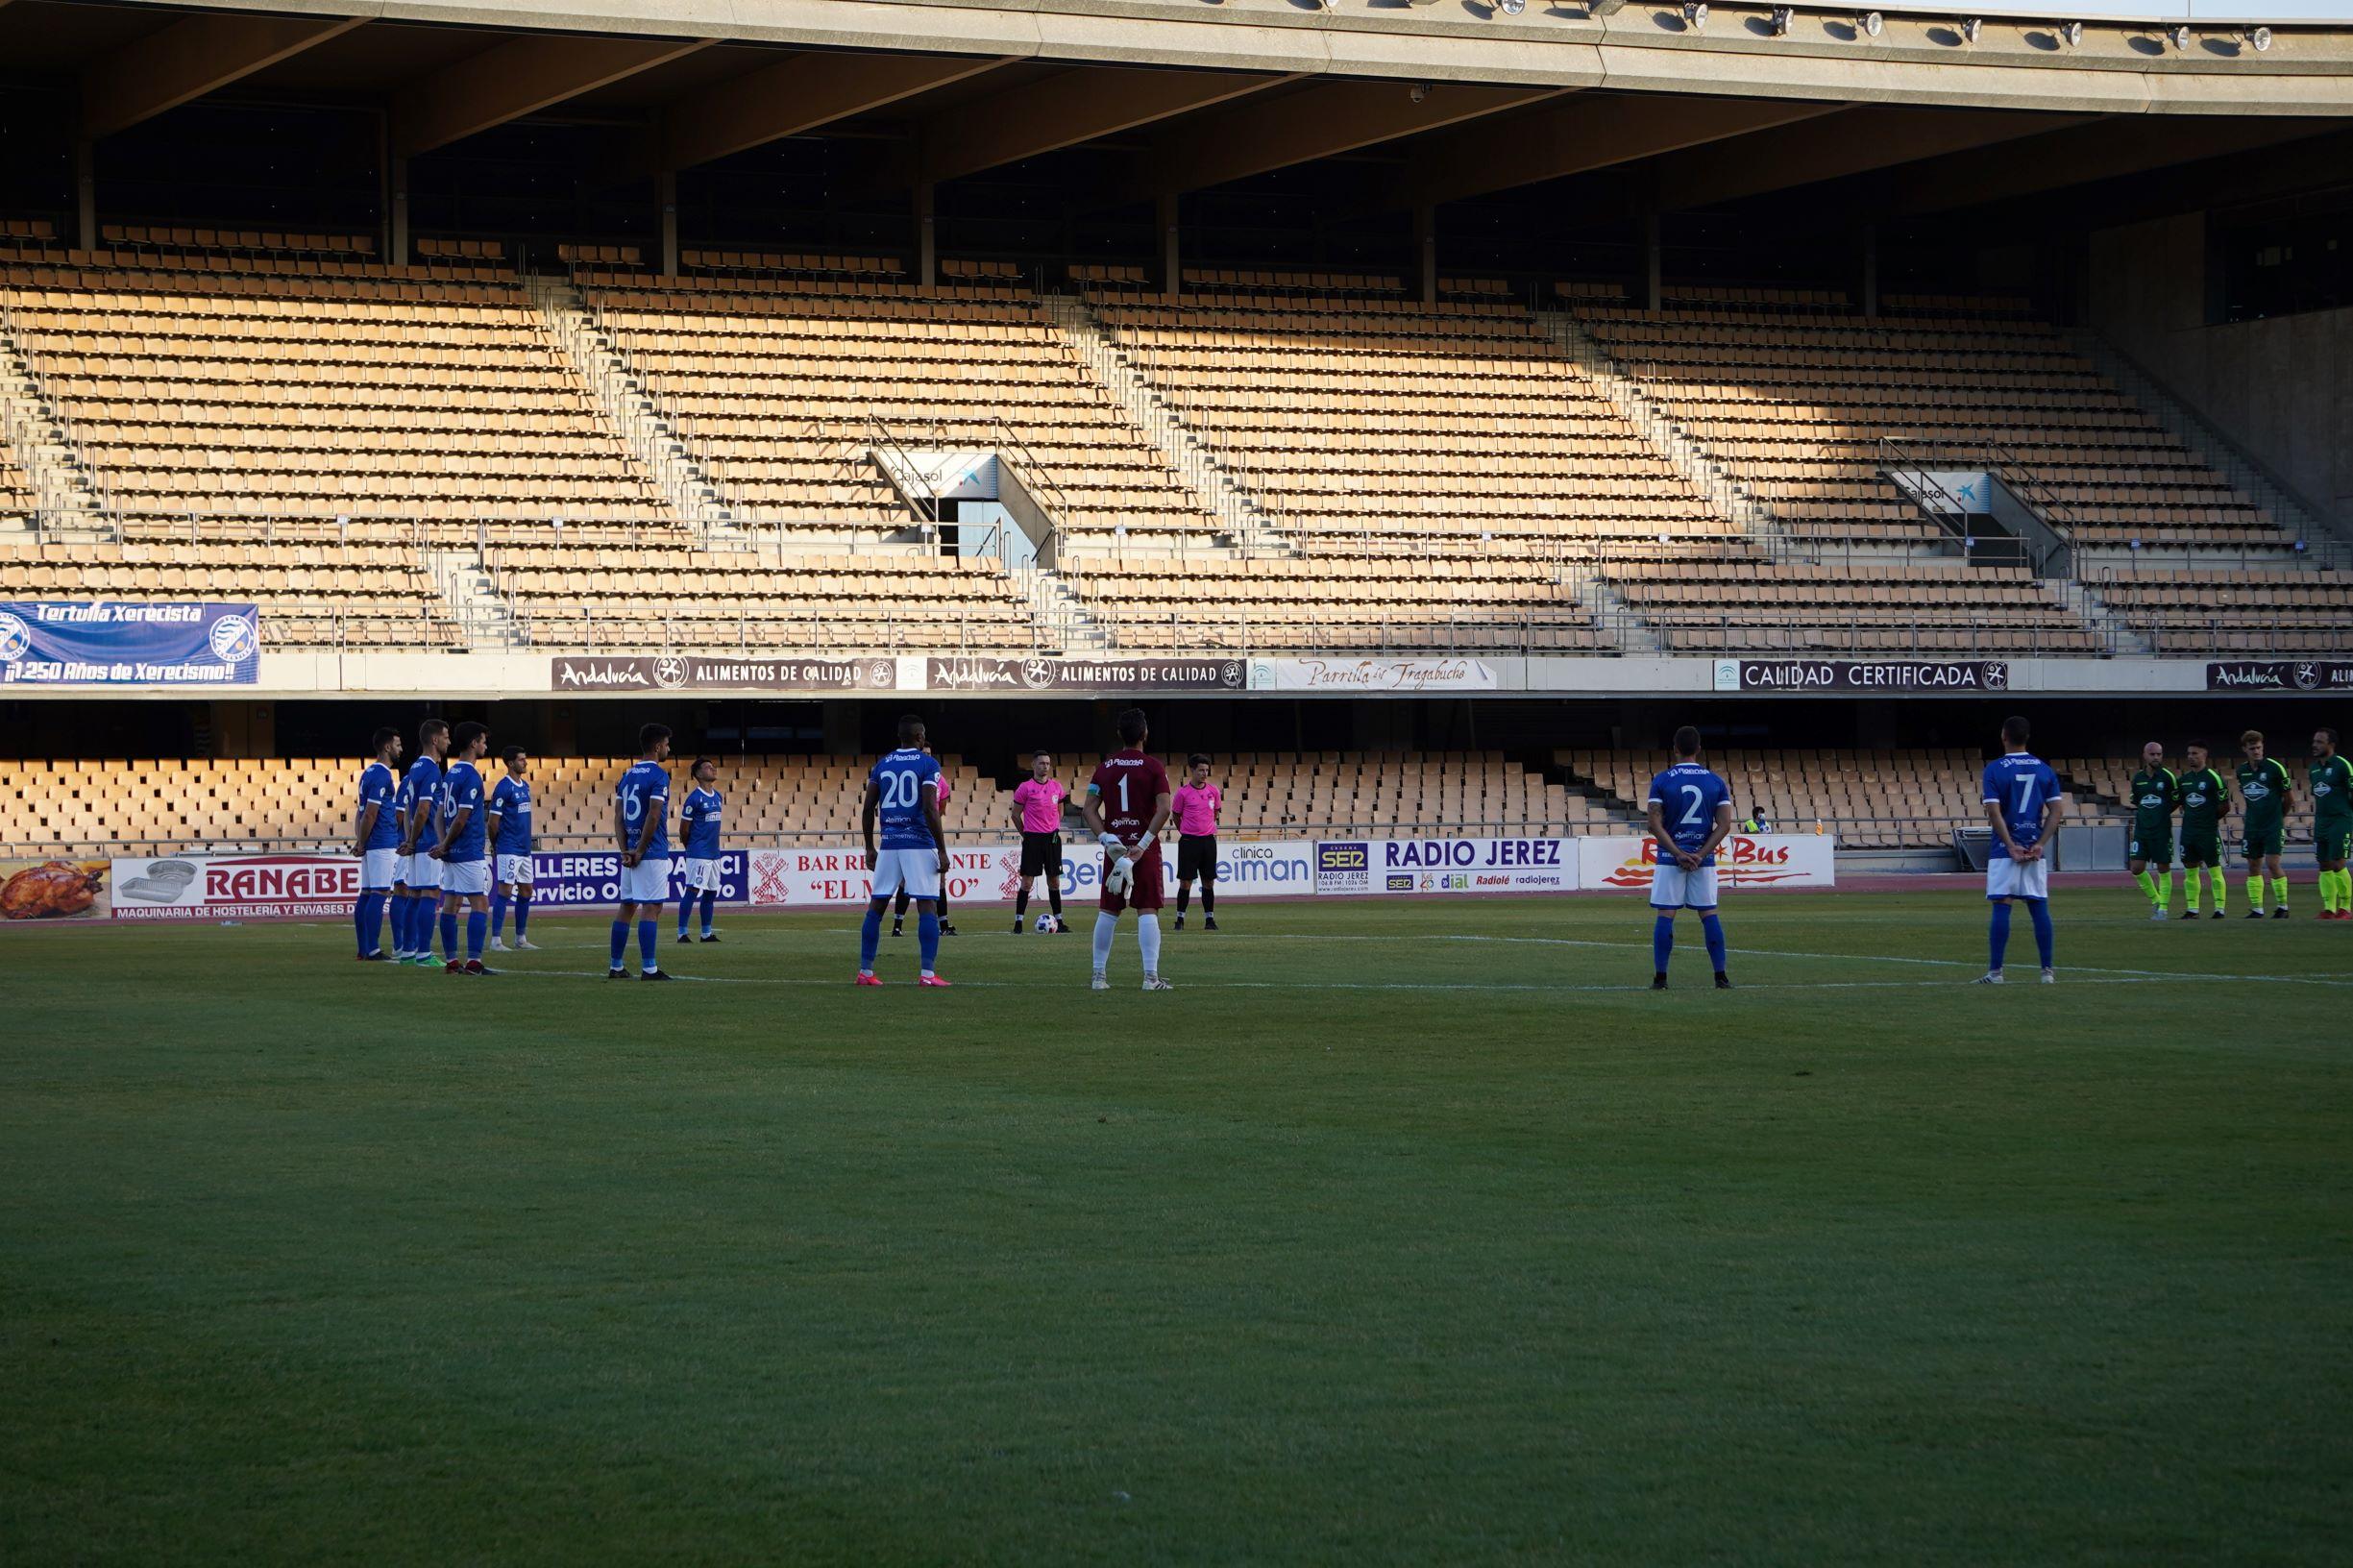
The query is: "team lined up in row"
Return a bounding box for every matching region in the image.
[2121,728,2353,921]
[349,720,727,975]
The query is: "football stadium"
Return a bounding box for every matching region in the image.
[4,0,2352,1558]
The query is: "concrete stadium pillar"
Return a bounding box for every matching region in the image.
[1641,208,1662,312]
[658,169,679,276]
[73,139,96,251]
[389,156,409,264]
[1414,204,1436,307]
[1862,224,1880,319]
[1158,191,1180,301]
[916,181,937,289]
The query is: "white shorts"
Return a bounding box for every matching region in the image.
[495,853,534,887]
[1987,856,2050,901]
[870,846,942,901]
[441,859,490,897]
[682,856,723,894]
[621,856,673,904]
[1650,861,1720,911]
[404,853,442,891]
[361,847,400,891]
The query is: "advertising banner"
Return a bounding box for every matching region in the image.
[1250,657,1498,694]
[551,655,898,694]
[1,602,258,685]
[524,850,752,909]
[1373,837,1579,894]
[924,656,1246,694]
[748,840,1316,907]
[2205,660,2353,693]
[0,857,113,922]
[1715,659,2009,694]
[108,852,358,919]
[1576,835,1837,894]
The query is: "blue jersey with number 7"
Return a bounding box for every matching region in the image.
[1982,752,2061,859]
[869,748,941,849]
[1646,763,1731,865]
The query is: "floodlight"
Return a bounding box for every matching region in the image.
[1860,11,1882,36]
[1960,15,1981,43]
[2059,18,2082,46]
[2168,22,2190,49]
[1683,0,1707,29]
[1497,0,1527,14]
[2249,24,2271,49]
[1771,7,1793,34]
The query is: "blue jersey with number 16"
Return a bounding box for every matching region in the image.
[1646,762,1732,866]
[870,748,941,849]
[1982,751,2062,859]
[614,760,672,857]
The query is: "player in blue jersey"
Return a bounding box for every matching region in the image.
[395,719,450,966]
[1977,714,2067,985]
[610,723,675,981]
[857,714,951,988]
[1643,725,1736,991]
[350,726,404,961]
[429,721,496,975]
[677,757,725,944]
[487,747,538,952]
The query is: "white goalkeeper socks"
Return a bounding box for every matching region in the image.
[1137,914,1162,978]
[1091,912,1116,975]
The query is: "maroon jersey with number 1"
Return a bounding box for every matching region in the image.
[1091,749,1169,913]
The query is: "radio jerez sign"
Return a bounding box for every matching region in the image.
[551,655,897,693]
[1716,659,2010,693]
[1,602,258,685]
[2207,660,2353,693]
[925,656,1245,693]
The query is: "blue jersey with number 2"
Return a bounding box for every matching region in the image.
[1647,763,1731,866]
[1982,752,2062,859]
[870,748,942,850]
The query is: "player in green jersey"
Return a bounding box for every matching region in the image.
[2125,741,2180,919]
[2238,729,2294,919]
[2175,740,2231,919]
[2311,726,2351,920]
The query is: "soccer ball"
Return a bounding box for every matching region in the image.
[1035,912,1055,933]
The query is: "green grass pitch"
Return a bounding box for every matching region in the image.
[4,891,2349,1565]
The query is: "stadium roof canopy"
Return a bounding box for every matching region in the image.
[7,0,2353,185]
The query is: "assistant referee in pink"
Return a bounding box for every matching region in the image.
[1172,753,1223,931]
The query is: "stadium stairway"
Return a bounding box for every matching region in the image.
[425,547,526,649]
[1572,574,1662,654]
[0,317,110,536]
[2052,576,2154,655]
[1532,308,1788,551]
[521,273,731,537]
[1042,293,1297,557]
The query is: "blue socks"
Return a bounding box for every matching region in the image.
[1700,913,1727,973]
[1652,913,1676,973]
[490,892,508,942]
[513,900,528,939]
[637,918,658,970]
[860,904,883,972]
[919,911,941,975]
[1988,901,2014,971]
[678,897,694,940]
[390,895,411,954]
[699,890,717,938]
[466,912,486,963]
[439,907,458,961]
[2028,899,2054,968]
[610,918,628,970]
[355,894,378,956]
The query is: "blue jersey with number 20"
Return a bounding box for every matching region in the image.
[870,748,942,850]
[1982,752,2062,859]
[1647,762,1733,866]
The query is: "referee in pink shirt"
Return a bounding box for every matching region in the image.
[1172,754,1223,931]
[1009,749,1070,934]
